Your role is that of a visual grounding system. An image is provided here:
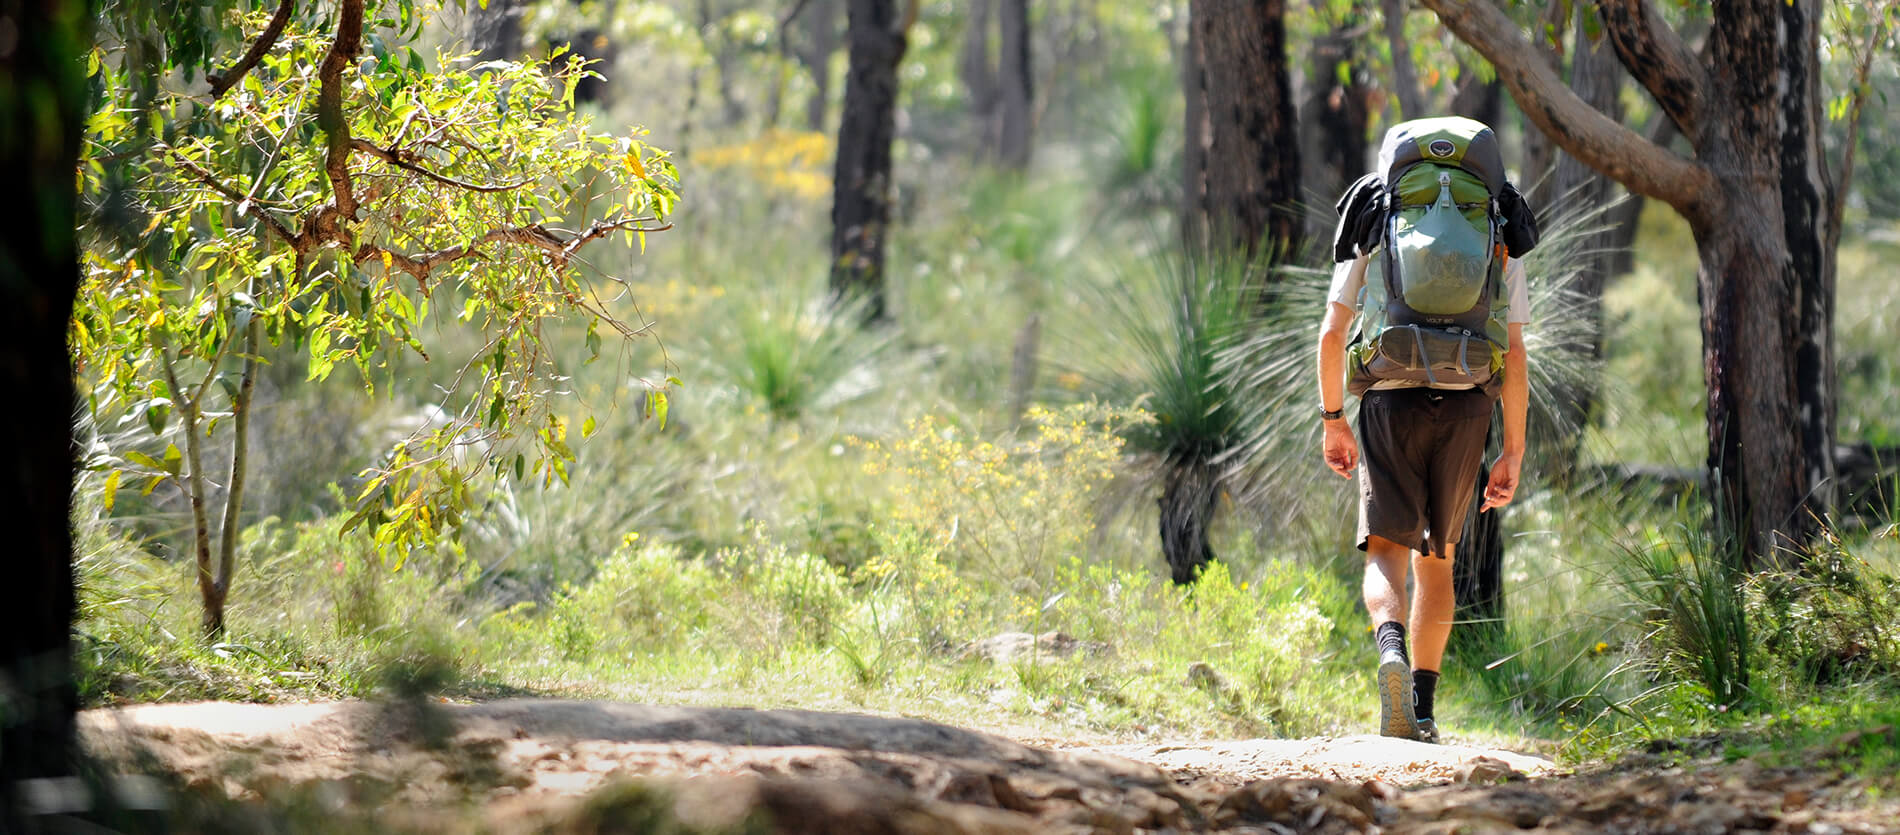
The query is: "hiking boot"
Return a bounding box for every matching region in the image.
[1415,717,1440,744]
[1377,650,1420,740]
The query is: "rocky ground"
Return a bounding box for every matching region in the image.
[74,700,1900,833]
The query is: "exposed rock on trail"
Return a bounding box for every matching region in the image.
[78,700,1900,833]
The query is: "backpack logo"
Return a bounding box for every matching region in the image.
[1427,139,1455,158]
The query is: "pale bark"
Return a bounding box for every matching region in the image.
[1420,0,1713,220]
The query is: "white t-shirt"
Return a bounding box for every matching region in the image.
[1328,253,1529,391]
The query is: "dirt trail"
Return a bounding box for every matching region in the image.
[78,700,1900,833]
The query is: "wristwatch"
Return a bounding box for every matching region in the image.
[1320,406,1345,421]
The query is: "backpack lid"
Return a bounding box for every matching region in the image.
[1378,117,1505,198]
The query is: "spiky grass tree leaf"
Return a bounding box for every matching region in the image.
[708,280,897,423]
[1054,238,1277,581]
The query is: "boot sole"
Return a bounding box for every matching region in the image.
[1378,659,1420,739]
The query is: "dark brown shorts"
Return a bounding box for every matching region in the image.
[1355,386,1494,557]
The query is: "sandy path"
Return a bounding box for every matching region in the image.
[76,700,1898,833]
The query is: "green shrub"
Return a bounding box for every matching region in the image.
[1614,521,1754,711]
[1748,544,1900,686]
[737,543,850,646]
[540,537,722,660]
[854,402,1142,602]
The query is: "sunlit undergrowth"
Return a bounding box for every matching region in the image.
[69,47,1900,766]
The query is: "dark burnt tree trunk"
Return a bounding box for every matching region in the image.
[1160,460,1222,586]
[960,0,997,158]
[470,0,522,62]
[830,0,910,323]
[1298,6,1369,239]
[1540,14,1626,484]
[1181,0,1301,260]
[1,0,87,812]
[995,0,1033,169]
[1454,412,1506,646]
[961,0,1033,170]
[1423,0,1837,569]
[1447,66,1502,128]
[1180,5,1207,236]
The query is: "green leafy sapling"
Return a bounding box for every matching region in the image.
[75,0,681,636]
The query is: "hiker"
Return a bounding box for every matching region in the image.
[1314,117,1537,743]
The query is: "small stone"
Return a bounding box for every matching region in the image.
[1454,756,1526,785]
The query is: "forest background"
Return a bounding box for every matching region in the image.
[7,0,1900,815]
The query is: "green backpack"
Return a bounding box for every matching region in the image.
[1346,117,1514,396]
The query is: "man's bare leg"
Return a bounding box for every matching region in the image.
[1365,535,1421,738]
[1363,535,1411,626]
[1407,544,1457,742]
[1409,544,1457,672]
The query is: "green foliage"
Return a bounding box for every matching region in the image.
[714,286,893,422]
[76,0,681,636]
[1613,517,1755,712]
[533,537,720,659]
[854,403,1141,599]
[1747,543,1900,686]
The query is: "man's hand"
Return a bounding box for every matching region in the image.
[1480,452,1522,512]
[1322,418,1358,478]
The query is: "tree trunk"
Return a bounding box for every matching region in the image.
[1454,409,1505,644]
[1537,8,1627,483]
[1693,1,1833,564]
[830,0,909,322]
[1182,0,1302,260]
[1159,459,1221,585]
[1380,0,1423,119]
[0,0,87,809]
[1447,67,1501,128]
[960,0,997,149]
[995,0,1033,170]
[797,0,839,131]
[1421,0,1836,568]
[470,0,522,62]
[1298,9,1368,239]
[1180,6,1207,246]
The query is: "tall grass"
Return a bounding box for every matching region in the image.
[1613,514,1754,711]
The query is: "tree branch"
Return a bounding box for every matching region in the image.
[355,218,672,286]
[780,0,815,34]
[1418,0,1715,222]
[166,150,301,247]
[348,138,528,193]
[1594,0,1709,141]
[207,0,296,100]
[1828,2,1895,253]
[315,0,366,237]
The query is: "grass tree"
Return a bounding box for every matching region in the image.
[1072,247,1280,585]
[75,0,679,637]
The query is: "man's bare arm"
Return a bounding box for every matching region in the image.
[1481,322,1528,511]
[1318,300,1358,478]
